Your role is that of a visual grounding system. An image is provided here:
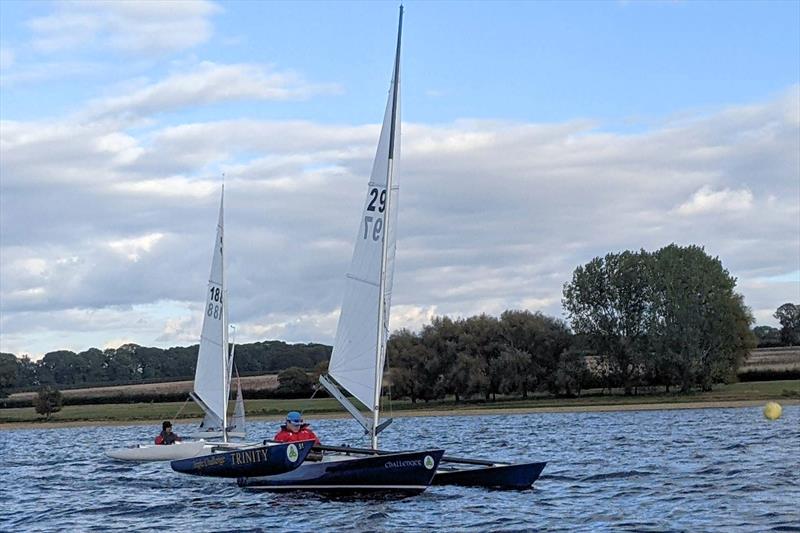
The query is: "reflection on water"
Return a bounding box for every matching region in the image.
[1,405,798,532]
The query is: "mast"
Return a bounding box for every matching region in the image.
[220,185,228,443]
[372,5,403,449]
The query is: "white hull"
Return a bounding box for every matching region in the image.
[106,440,212,462]
[104,439,255,462]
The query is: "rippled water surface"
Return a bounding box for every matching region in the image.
[2,405,799,532]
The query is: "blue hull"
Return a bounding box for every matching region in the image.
[432,461,547,490]
[170,440,314,478]
[237,449,445,493]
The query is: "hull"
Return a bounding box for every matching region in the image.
[171,440,314,478]
[238,449,445,493]
[106,441,211,462]
[433,461,547,490]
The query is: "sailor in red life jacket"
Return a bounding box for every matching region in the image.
[154,420,181,445]
[273,411,320,445]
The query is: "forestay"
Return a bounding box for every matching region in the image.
[192,191,229,427]
[328,18,401,413]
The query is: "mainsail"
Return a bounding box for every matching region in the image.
[326,7,402,448]
[191,189,229,434]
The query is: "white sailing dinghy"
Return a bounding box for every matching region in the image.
[238,7,444,493]
[107,188,249,461]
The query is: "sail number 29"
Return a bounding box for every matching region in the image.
[207,286,222,319]
[363,187,387,241]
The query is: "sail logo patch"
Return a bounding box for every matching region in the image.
[424,455,435,470]
[287,444,299,462]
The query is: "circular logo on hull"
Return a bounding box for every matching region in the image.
[287,444,299,462]
[424,455,435,470]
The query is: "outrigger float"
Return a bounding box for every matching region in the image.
[170,6,546,494]
[311,445,547,490]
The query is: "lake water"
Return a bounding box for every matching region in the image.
[1,405,798,532]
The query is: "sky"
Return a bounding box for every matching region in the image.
[1,0,798,358]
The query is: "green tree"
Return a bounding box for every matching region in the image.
[420,317,460,400]
[389,328,445,403]
[460,315,504,400]
[446,353,487,401]
[562,250,652,394]
[553,349,590,397]
[0,353,17,396]
[276,367,313,397]
[15,355,39,388]
[500,310,572,395]
[33,386,63,419]
[495,347,532,397]
[752,326,782,348]
[774,303,800,346]
[648,244,755,391]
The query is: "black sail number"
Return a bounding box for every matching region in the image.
[207,285,222,320]
[366,187,387,213]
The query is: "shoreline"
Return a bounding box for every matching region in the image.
[2,398,797,431]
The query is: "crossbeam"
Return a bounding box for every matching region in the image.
[313,443,506,467]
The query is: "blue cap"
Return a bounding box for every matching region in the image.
[286,411,303,424]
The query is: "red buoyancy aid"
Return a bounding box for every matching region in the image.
[274,425,320,445]
[154,434,165,445]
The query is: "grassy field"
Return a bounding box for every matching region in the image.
[2,380,798,427]
[7,374,279,402]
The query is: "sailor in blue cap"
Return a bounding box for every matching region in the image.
[274,411,320,445]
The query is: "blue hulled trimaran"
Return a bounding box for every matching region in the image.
[177,6,544,492]
[236,6,446,494]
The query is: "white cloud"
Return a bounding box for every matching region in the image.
[107,233,165,262]
[28,0,220,56]
[1,88,798,356]
[157,312,201,344]
[674,185,754,215]
[389,304,439,332]
[84,62,342,120]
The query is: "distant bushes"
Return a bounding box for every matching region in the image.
[2,340,331,392]
[737,369,800,382]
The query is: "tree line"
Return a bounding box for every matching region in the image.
[752,303,800,347]
[386,245,772,401]
[1,244,795,403]
[0,340,331,395]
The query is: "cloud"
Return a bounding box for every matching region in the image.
[28,0,220,56]
[1,88,798,356]
[0,60,105,87]
[673,185,754,215]
[107,233,165,262]
[84,62,342,120]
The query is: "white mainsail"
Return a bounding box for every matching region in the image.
[327,7,402,447]
[192,189,229,433]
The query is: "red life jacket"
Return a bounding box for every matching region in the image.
[274,425,320,445]
[154,434,165,445]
